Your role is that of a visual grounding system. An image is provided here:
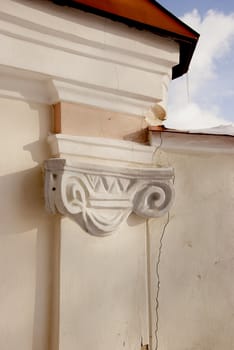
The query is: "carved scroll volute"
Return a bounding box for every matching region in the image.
[133,182,174,218]
[44,159,174,236]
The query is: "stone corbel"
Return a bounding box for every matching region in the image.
[44,158,174,236]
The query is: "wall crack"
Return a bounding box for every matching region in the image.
[152,131,163,163]
[154,212,170,350]
[151,131,175,350]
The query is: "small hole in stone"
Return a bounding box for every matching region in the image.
[52,187,56,191]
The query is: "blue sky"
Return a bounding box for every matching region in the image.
[160,0,234,17]
[158,1,234,129]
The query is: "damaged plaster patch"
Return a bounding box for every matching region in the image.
[141,335,149,350]
[144,104,167,127]
[151,132,171,168]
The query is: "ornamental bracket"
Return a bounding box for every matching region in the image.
[44,159,174,236]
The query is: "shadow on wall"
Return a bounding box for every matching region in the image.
[0,166,47,235]
[0,99,56,350]
[0,96,51,235]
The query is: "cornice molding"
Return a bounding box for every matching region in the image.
[44,158,174,236]
[47,134,156,166]
[0,0,179,116]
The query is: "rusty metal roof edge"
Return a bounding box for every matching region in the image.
[148,125,234,138]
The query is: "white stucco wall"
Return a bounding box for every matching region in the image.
[0,96,233,350]
[0,97,53,350]
[59,216,149,350]
[0,2,232,349]
[149,148,234,350]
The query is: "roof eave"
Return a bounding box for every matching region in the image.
[52,0,199,79]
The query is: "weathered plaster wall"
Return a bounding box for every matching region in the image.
[1,96,233,350]
[149,149,234,350]
[58,216,149,350]
[0,97,53,350]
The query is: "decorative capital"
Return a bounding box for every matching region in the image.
[44,159,174,236]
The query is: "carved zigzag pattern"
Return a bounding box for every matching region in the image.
[87,175,130,194]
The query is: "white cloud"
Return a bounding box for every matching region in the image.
[166,9,234,130]
[167,102,228,130]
